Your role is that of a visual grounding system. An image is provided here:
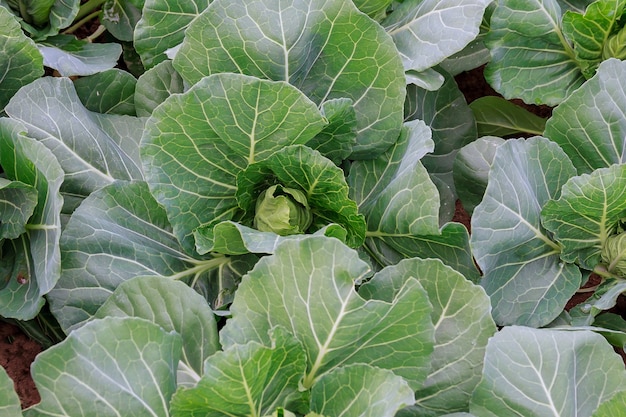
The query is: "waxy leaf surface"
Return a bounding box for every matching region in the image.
[25,317,181,417]
[470,327,626,417]
[220,236,434,390]
[141,73,325,253]
[544,58,626,173]
[174,0,406,157]
[542,164,626,270]
[471,137,580,326]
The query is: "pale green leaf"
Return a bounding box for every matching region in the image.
[4,77,144,198]
[383,0,492,71]
[25,317,181,417]
[0,118,64,319]
[220,236,434,390]
[37,35,122,77]
[95,276,220,378]
[230,145,365,250]
[352,0,393,19]
[593,390,626,416]
[173,0,406,158]
[141,73,326,253]
[471,137,580,326]
[561,0,626,78]
[306,98,357,165]
[101,0,143,42]
[0,6,43,112]
[73,69,137,115]
[135,60,184,117]
[350,120,439,237]
[365,222,481,282]
[542,164,626,270]
[134,0,210,68]
[47,181,233,332]
[0,366,21,416]
[171,327,307,417]
[404,69,477,214]
[310,364,414,417]
[198,221,347,256]
[485,0,584,106]
[453,136,505,215]
[470,96,547,137]
[469,327,626,417]
[544,58,626,173]
[361,258,496,416]
[0,178,37,240]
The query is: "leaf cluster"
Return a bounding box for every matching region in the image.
[1,0,626,415]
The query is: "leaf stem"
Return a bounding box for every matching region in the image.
[63,10,101,35]
[166,256,230,281]
[75,0,107,21]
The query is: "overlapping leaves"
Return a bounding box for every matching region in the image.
[173,0,406,157]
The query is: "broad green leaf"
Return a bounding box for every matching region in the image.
[542,164,626,270]
[0,237,44,320]
[404,69,477,212]
[569,280,626,326]
[544,58,626,173]
[439,37,491,77]
[383,0,492,72]
[5,0,80,40]
[37,35,122,77]
[101,0,144,42]
[469,326,626,417]
[305,98,357,165]
[360,258,496,416]
[0,119,64,319]
[453,136,505,215]
[0,366,21,416]
[47,181,233,332]
[366,222,481,283]
[171,327,307,417]
[174,0,406,158]
[593,390,626,416]
[0,178,37,240]
[95,276,220,378]
[352,0,393,19]
[17,0,55,27]
[350,120,440,237]
[220,236,435,390]
[135,60,184,117]
[471,137,580,326]
[134,0,209,68]
[561,0,626,78]
[405,68,446,91]
[24,317,181,417]
[0,6,43,112]
[141,73,326,253]
[199,221,347,256]
[485,0,584,106]
[73,69,137,115]
[310,364,414,417]
[231,145,365,249]
[470,96,547,137]
[4,77,144,198]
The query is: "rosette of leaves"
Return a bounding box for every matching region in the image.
[141,72,366,257]
[484,0,626,106]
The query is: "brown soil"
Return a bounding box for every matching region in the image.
[0,322,41,408]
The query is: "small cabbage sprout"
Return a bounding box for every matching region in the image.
[253,184,312,236]
[601,232,626,277]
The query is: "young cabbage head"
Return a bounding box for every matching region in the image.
[601,232,626,277]
[253,184,312,236]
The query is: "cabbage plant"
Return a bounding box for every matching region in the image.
[2,0,626,415]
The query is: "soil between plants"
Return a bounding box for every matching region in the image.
[2,65,624,409]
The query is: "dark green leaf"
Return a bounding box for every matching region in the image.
[73,69,137,115]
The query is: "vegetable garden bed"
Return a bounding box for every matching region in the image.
[2,0,626,416]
